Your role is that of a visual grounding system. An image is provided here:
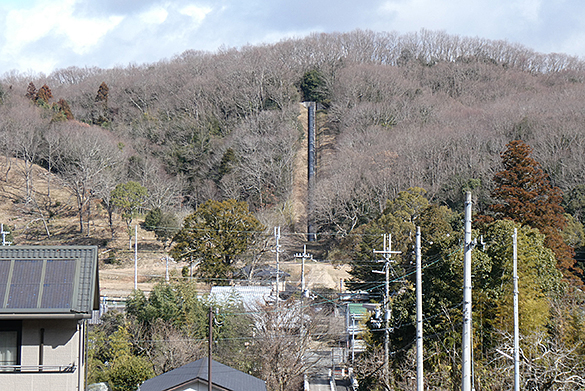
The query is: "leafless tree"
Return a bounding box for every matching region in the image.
[248,299,320,391]
[54,122,122,234]
[142,319,206,376]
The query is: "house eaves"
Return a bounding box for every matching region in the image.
[0,246,99,319]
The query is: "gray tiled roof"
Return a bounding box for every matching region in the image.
[138,358,266,391]
[0,246,99,318]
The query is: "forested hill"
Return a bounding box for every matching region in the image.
[2,29,585,240]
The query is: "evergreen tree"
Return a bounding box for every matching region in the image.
[25,81,36,100]
[299,69,328,103]
[490,140,582,284]
[111,181,148,249]
[170,199,265,283]
[95,81,109,105]
[36,84,53,104]
[94,82,110,126]
[56,98,74,120]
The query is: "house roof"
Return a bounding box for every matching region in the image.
[210,285,272,310]
[238,265,290,280]
[0,246,99,319]
[138,358,266,391]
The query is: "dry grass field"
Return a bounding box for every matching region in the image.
[0,155,349,298]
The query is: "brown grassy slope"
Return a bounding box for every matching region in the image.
[0,156,349,297]
[0,156,184,297]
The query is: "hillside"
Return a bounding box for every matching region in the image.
[2,29,585,280]
[0,153,349,297]
[3,29,585,390]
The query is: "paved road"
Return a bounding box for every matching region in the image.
[308,375,332,391]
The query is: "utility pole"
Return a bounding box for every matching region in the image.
[1,224,11,246]
[462,192,473,391]
[416,226,424,391]
[208,307,213,391]
[273,227,282,307]
[294,245,312,348]
[351,315,356,364]
[165,255,170,283]
[134,225,138,290]
[373,234,401,387]
[513,228,520,391]
[294,245,312,298]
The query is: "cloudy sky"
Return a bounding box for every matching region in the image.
[1,0,584,76]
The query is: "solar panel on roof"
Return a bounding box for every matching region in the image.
[41,259,76,309]
[7,260,43,308]
[0,246,98,315]
[0,261,11,306]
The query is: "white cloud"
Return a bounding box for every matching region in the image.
[2,0,123,64]
[140,6,168,25]
[512,0,542,22]
[60,15,124,54]
[180,5,212,25]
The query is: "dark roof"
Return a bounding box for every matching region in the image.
[138,358,266,391]
[239,264,290,280]
[0,246,99,318]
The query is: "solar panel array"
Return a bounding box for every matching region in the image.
[0,246,97,314]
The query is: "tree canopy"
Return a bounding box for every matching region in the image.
[490,140,582,284]
[170,199,265,282]
[111,181,148,247]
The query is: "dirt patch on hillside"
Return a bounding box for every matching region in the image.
[281,260,350,292]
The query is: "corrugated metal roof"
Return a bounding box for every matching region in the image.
[138,358,266,391]
[210,286,272,310]
[0,246,99,317]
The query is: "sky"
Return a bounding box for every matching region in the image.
[1,0,585,76]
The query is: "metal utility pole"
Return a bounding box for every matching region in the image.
[373,234,401,386]
[1,224,11,246]
[351,315,356,364]
[294,245,312,345]
[134,225,138,290]
[513,228,520,391]
[294,245,312,298]
[416,227,424,391]
[274,227,282,307]
[165,255,170,283]
[208,307,213,391]
[462,192,473,391]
